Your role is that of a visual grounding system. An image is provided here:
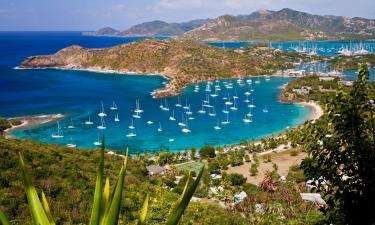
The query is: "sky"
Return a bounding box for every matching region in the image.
[0,0,374,31]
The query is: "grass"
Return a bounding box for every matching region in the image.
[175,161,205,174]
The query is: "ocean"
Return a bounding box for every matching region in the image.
[0,31,372,154]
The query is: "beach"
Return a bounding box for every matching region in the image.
[298,101,324,121]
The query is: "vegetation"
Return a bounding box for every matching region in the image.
[20,39,313,97]
[0,118,21,134]
[328,54,375,70]
[301,65,375,224]
[281,75,340,102]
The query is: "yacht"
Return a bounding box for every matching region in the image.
[208,107,216,117]
[97,117,106,130]
[146,120,154,125]
[94,134,101,146]
[157,122,163,132]
[221,114,230,125]
[114,113,120,122]
[243,114,252,123]
[67,119,75,129]
[214,121,222,130]
[84,114,94,125]
[66,138,77,148]
[175,97,182,107]
[129,119,135,129]
[51,122,64,138]
[110,101,118,110]
[98,102,107,117]
[262,105,269,113]
[197,104,206,114]
[134,99,143,113]
[126,132,137,138]
[169,110,176,121]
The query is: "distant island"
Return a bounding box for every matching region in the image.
[19,39,314,97]
[84,8,375,42]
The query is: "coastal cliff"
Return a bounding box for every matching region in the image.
[21,39,302,97]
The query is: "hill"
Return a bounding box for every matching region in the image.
[19,39,308,97]
[85,19,212,37]
[183,8,375,41]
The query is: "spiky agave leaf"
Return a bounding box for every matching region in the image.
[0,208,11,225]
[19,153,51,225]
[89,136,105,225]
[103,149,128,225]
[166,166,205,225]
[41,192,55,225]
[137,193,149,225]
[99,177,111,224]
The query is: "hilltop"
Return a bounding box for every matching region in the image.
[184,8,375,41]
[20,39,307,97]
[85,8,375,41]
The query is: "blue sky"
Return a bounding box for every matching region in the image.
[0,0,374,31]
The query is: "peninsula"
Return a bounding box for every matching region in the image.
[20,39,309,97]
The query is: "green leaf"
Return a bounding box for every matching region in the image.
[166,166,205,225]
[137,193,149,225]
[89,136,105,225]
[19,153,51,225]
[103,149,128,225]
[0,208,11,225]
[99,177,111,224]
[41,192,55,225]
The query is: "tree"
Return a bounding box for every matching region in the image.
[225,173,246,186]
[199,146,216,158]
[301,64,375,224]
[191,147,196,160]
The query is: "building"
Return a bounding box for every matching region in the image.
[146,165,166,176]
[234,191,248,204]
[300,193,326,206]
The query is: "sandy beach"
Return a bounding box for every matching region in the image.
[298,101,324,121]
[4,114,65,138]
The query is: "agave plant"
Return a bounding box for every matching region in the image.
[0,136,204,225]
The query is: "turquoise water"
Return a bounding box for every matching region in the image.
[0,31,327,153]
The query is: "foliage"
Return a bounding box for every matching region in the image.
[224,173,247,186]
[301,64,375,224]
[199,145,216,158]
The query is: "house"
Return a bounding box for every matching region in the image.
[210,174,222,180]
[209,186,224,195]
[292,86,312,95]
[234,191,247,204]
[319,77,335,81]
[146,165,166,176]
[300,193,326,206]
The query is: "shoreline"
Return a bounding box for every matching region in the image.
[4,114,65,138]
[297,101,323,121]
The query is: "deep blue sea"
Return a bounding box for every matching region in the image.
[0,32,372,154]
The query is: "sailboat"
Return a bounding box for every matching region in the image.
[110,101,118,110]
[169,110,176,121]
[157,122,163,132]
[230,99,238,111]
[84,114,94,125]
[126,130,137,137]
[129,119,135,129]
[161,99,169,111]
[186,105,193,115]
[132,111,141,119]
[208,107,216,117]
[146,120,154,125]
[175,97,182,107]
[98,102,107,117]
[198,104,206,114]
[178,114,186,127]
[51,122,64,138]
[222,104,229,114]
[68,119,75,129]
[246,108,253,117]
[244,95,250,103]
[233,90,239,99]
[97,117,106,130]
[94,134,101,146]
[134,99,143,113]
[262,105,269,113]
[243,114,252,123]
[66,138,77,148]
[248,97,256,108]
[114,113,120,122]
[183,98,189,109]
[181,119,191,133]
[214,121,222,130]
[221,113,230,125]
[255,77,261,84]
[210,89,218,97]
